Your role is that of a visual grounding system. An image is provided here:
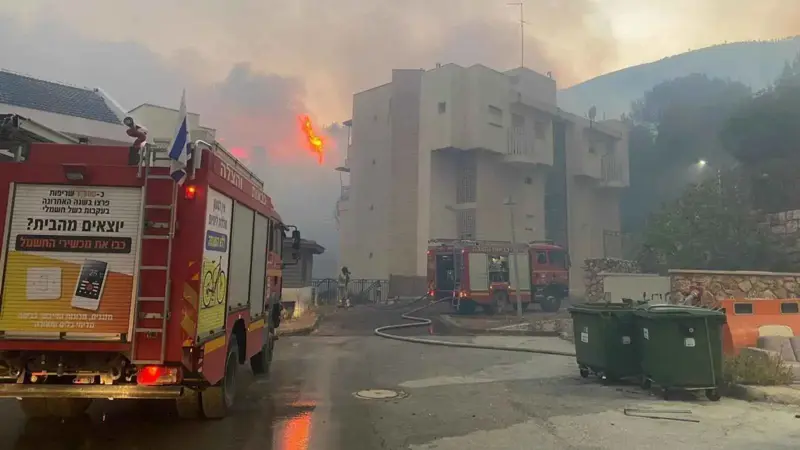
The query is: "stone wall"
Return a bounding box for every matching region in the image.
[669,269,800,307]
[583,258,640,302]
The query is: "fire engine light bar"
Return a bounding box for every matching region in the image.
[62,164,86,182]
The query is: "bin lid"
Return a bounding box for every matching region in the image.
[633,304,725,320]
[568,302,637,315]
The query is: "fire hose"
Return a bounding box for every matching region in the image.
[373,295,576,357]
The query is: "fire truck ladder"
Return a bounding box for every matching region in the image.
[131,148,179,365]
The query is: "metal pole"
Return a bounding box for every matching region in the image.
[508,201,523,318]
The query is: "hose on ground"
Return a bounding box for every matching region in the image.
[373,295,576,357]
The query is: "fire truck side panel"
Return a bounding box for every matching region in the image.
[195,150,283,384]
[0,145,146,351]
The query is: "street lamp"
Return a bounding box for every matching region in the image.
[503,197,524,318]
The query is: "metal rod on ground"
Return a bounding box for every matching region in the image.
[504,197,523,318]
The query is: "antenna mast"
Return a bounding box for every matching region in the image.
[507,2,525,68]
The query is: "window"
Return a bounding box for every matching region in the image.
[781,302,799,314]
[548,250,567,268]
[535,121,547,140]
[438,102,447,114]
[457,209,476,240]
[733,303,754,315]
[535,251,547,264]
[488,105,503,127]
[249,214,269,316]
[456,154,476,204]
[229,202,256,309]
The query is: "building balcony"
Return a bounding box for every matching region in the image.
[600,154,628,188]
[504,127,552,166]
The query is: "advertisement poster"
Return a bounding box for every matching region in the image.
[197,188,232,337]
[0,184,142,335]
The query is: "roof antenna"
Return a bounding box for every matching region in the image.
[588,106,597,128]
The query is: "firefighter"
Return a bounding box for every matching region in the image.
[338,266,351,308]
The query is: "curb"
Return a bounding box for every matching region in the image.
[438,314,561,337]
[277,314,321,337]
[722,384,800,406]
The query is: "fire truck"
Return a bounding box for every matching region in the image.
[0,132,299,419]
[426,239,569,314]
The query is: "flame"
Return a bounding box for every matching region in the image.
[299,114,325,165]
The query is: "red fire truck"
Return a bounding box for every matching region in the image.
[0,136,299,419]
[427,239,569,314]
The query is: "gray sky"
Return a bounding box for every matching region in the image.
[2,1,800,276]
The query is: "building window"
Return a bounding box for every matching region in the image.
[488,105,503,127]
[535,121,547,140]
[524,176,533,185]
[438,102,447,114]
[456,154,476,204]
[457,209,476,240]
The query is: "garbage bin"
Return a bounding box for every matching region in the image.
[634,305,726,401]
[568,302,641,383]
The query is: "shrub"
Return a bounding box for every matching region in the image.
[723,352,794,386]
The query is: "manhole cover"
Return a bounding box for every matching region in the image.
[354,389,404,400]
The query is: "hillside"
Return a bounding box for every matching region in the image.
[559,37,800,120]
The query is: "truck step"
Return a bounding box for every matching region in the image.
[139,313,164,320]
[145,204,172,210]
[135,328,164,334]
[138,296,166,302]
[139,266,168,271]
[147,174,174,180]
[131,359,165,365]
[142,235,170,240]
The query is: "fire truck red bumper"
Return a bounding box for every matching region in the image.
[0,384,184,399]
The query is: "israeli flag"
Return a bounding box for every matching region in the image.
[167,90,190,185]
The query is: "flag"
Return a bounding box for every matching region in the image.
[167,90,190,185]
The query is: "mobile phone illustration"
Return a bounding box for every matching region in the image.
[71,260,109,311]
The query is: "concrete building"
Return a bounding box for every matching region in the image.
[336,64,629,293]
[0,69,129,145]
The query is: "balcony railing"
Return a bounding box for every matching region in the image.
[601,154,625,185]
[340,185,351,201]
[508,127,535,157]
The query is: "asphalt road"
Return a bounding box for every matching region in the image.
[0,302,799,449]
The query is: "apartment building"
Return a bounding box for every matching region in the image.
[336,64,629,293]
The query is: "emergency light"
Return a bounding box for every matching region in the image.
[184,185,197,200]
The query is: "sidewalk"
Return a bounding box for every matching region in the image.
[439,310,573,338]
[725,383,800,406]
[277,311,320,336]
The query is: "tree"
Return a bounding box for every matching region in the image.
[720,51,800,212]
[622,74,752,232]
[638,172,791,272]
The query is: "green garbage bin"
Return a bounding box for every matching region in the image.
[568,302,641,383]
[634,305,726,401]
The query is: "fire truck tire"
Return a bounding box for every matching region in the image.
[201,336,239,419]
[175,389,202,419]
[250,335,274,375]
[539,295,562,313]
[455,299,476,315]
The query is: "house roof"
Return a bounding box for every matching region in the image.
[0,70,122,125]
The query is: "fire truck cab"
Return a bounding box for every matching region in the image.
[0,132,299,419]
[427,239,569,314]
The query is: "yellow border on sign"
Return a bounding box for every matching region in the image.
[203,335,226,354]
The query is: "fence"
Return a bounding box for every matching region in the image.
[312,278,389,304]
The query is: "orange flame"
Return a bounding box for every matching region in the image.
[299,114,324,165]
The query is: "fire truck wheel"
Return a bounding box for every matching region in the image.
[540,295,562,313]
[250,335,274,375]
[175,389,202,419]
[201,336,239,419]
[18,399,50,418]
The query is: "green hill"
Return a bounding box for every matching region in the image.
[559,37,800,119]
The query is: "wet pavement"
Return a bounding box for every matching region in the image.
[1,301,800,449]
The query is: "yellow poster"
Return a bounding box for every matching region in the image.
[0,184,142,335]
[197,188,232,337]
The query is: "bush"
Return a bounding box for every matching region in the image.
[723,352,794,386]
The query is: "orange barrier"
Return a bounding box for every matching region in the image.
[719,298,800,355]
